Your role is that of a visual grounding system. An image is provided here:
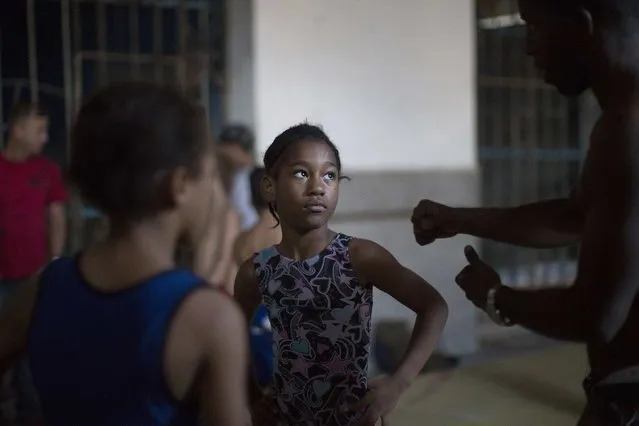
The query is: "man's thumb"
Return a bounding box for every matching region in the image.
[464,245,482,265]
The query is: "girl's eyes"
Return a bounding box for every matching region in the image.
[324,171,337,181]
[293,170,308,179]
[292,170,338,181]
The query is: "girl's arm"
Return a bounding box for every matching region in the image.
[349,238,448,390]
[0,276,39,375]
[233,258,265,405]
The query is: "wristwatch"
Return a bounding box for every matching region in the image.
[486,286,514,327]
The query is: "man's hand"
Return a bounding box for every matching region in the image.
[455,246,502,310]
[411,199,458,245]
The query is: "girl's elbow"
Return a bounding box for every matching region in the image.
[434,297,449,321]
[418,293,448,321]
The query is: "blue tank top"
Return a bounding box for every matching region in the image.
[250,304,273,388]
[28,257,203,426]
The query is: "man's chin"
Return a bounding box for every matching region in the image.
[545,73,588,98]
[556,83,588,98]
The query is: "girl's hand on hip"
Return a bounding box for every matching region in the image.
[347,375,404,426]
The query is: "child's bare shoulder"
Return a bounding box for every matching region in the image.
[347,237,390,260]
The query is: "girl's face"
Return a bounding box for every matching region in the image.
[266,140,340,232]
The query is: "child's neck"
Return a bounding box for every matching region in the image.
[258,210,277,226]
[278,225,334,260]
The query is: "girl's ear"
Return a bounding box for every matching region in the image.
[261,174,275,203]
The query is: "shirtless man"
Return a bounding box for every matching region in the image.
[412,1,639,424]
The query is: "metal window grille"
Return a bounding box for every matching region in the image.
[0,0,224,250]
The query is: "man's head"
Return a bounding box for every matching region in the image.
[218,124,254,168]
[7,102,49,156]
[518,0,639,97]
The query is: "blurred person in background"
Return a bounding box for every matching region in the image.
[233,167,281,265]
[0,83,248,426]
[233,167,281,392]
[218,124,259,231]
[0,102,67,425]
[201,151,241,294]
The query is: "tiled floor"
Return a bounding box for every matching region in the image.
[390,344,588,425]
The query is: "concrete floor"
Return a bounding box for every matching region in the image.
[1,327,587,425]
[390,343,587,425]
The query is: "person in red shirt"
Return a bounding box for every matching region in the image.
[0,102,67,425]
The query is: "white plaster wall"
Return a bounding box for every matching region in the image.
[226,0,480,356]
[251,0,476,171]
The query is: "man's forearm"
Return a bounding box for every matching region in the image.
[496,286,590,342]
[453,199,582,248]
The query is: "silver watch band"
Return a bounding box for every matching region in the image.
[486,286,513,327]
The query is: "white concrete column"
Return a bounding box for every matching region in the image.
[225,0,254,126]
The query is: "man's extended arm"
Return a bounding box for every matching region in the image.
[452,196,584,249]
[496,193,624,343]
[494,197,614,343]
